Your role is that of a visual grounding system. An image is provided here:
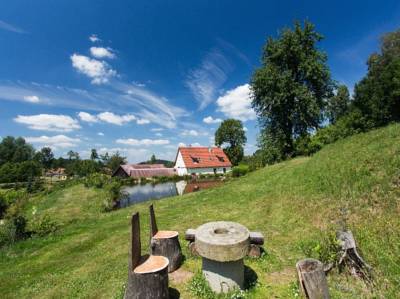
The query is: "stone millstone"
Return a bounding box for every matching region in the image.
[195,221,250,262]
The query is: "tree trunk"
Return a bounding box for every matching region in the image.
[124,264,169,299]
[296,258,330,299]
[151,235,182,272]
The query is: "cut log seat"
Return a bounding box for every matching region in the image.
[153,230,179,239]
[185,228,264,245]
[134,255,169,274]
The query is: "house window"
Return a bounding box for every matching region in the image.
[223,168,226,173]
[190,156,200,163]
[217,156,225,162]
[213,168,217,174]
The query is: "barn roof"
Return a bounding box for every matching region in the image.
[176,147,232,169]
[113,164,175,178]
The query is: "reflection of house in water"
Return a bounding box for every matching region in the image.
[175,180,223,196]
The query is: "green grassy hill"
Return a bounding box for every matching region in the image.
[1,124,399,298]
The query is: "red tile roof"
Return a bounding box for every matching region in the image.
[114,164,175,178]
[177,147,232,169]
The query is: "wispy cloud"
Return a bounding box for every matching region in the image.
[0,81,187,129]
[14,114,81,132]
[116,138,170,146]
[90,47,116,59]
[25,135,80,149]
[89,34,101,43]
[203,116,222,124]
[186,48,233,110]
[0,20,25,34]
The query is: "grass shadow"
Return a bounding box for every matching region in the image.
[244,265,258,290]
[169,287,180,299]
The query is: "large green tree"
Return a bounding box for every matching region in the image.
[215,119,246,166]
[251,21,334,161]
[34,147,54,169]
[327,85,351,124]
[0,136,35,166]
[353,29,400,127]
[107,152,127,172]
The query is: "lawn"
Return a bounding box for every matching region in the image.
[1,124,399,298]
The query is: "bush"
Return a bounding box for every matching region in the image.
[0,189,28,219]
[84,173,110,188]
[103,180,127,212]
[232,165,249,177]
[30,214,59,237]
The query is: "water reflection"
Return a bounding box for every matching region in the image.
[119,180,222,208]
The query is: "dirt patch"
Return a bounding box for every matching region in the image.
[265,267,295,285]
[169,268,194,284]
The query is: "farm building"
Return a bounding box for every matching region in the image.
[112,164,175,178]
[174,146,232,176]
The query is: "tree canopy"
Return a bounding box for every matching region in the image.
[215,119,247,166]
[0,136,35,166]
[327,85,351,124]
[251,21,334,161]
[353,29,400,127]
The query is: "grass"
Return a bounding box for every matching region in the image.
[1,124,400,298]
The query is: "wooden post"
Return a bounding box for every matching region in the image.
[149,204,158,237]
[296,258,330,299]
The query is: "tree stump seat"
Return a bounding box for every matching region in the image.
[153,230,179,239]
[149,204,183,272]
[134,255,169,274]
[124,212,169,299]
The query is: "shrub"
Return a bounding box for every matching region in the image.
[103,180,127,212]
[30,214,59,237]
[84,173,110,188]
[232,165,249,177]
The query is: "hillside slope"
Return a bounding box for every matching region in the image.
[1,124,399,298]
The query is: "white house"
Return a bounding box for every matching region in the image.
[174,146,232,176]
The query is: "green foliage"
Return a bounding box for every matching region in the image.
[0,160,42,183]
[107,152,127,173]
[251,20,334,160]
[215,119,247,166]
[34,147,54,169]
[30,214,59,237]
[103,180,127,212]
[84,173,110,188]
[0,189,27,218]
[299,229,341,266]
[232,165,249,177]
[353,28,400,127]
[326,85,351,124]
[90,149,99,161]
[0,136,35,167]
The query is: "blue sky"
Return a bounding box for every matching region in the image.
[1,0,399,162]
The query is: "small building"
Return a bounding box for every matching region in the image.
[112,164,176,178]
[174,146,232,176]
[45,168,68,180]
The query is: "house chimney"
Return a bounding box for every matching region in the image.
[208,146,211,153]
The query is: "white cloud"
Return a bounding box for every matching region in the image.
[25,135,80,149]
[70,54,116,84]
[186,49,233,109]
[151,128,164,132]
[178,142,186,147]
[23,95,40,103]
[216,84,256,121]
[116,138,170,146]
[97,112,136,125]
[90,47,115,59]
[155,132,162,137]
[181,129,199,137]
[89,34,101,42]
[14,114,81,132]
[78,111,98,123]
[136,118,150,125]
[203,116,222,124]
[0,20,25,34]
[97,132,104,136]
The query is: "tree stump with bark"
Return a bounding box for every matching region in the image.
[149,204,182,272]
[296,258,330,299]
[124,212,169,299]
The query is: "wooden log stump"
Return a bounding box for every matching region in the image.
[149,204,183,272]
[296,258,330,299]
[124,212,169,299]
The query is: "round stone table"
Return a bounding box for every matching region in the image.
[195,221,250,293]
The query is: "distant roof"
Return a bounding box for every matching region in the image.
[177,147,232,168]
[115,164,175,178]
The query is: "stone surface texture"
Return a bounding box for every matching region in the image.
[195,221,250,262]
[202,258,244,293]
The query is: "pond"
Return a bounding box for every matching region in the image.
[119,180,223,208]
